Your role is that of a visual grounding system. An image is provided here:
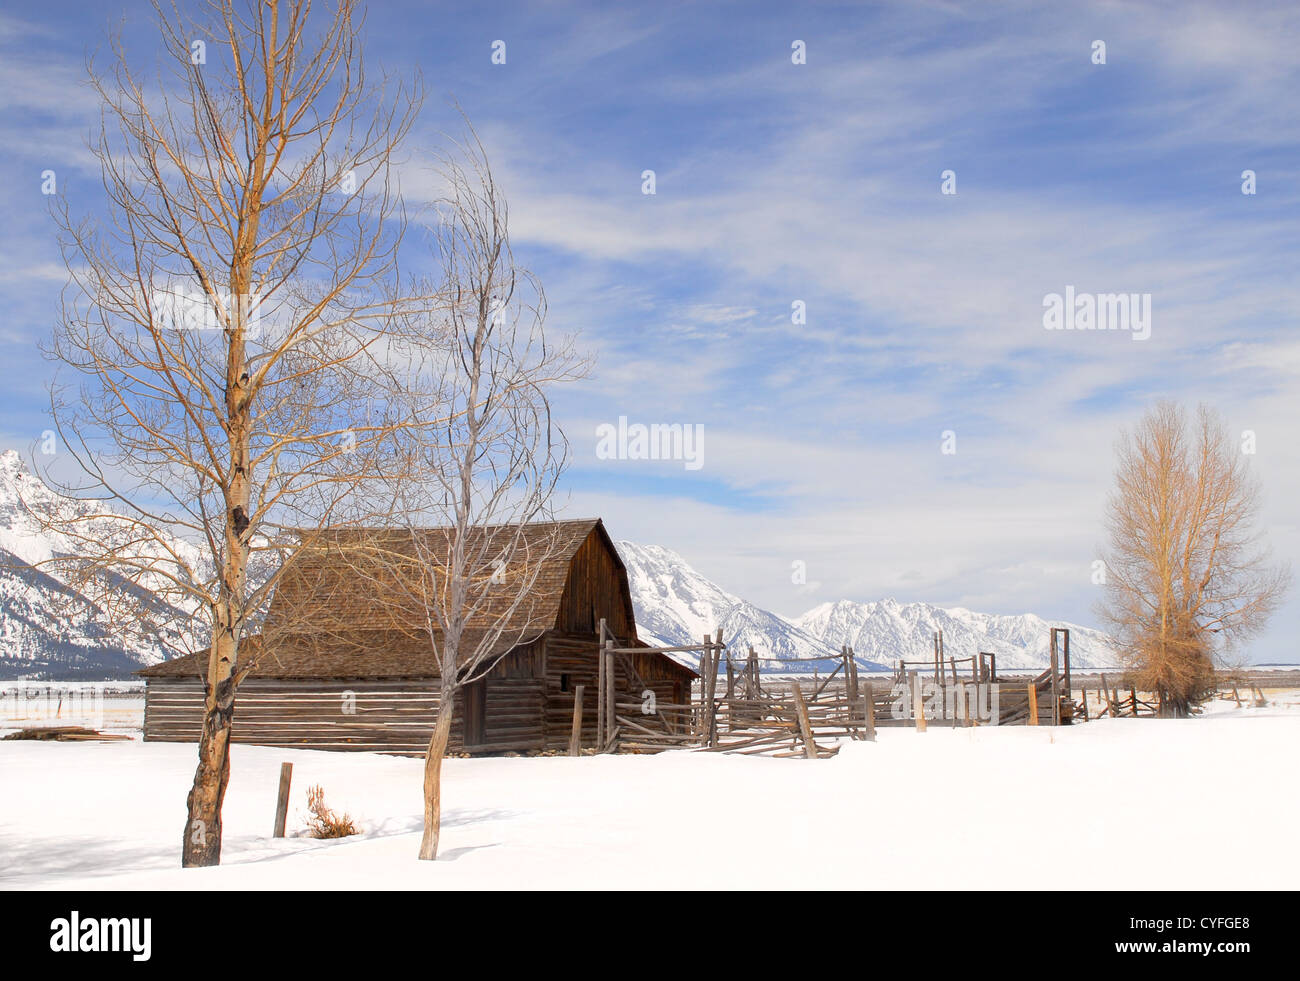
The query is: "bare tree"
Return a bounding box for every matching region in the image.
[1098,401,1289,716]
[345,126,588,860]
[34,0,431,866]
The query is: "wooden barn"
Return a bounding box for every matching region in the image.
[138,518,696,754]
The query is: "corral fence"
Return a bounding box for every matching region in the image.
[596,626,1080,758]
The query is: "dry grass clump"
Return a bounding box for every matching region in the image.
[304,784,359,838]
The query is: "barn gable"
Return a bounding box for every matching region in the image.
[554,522,637,640]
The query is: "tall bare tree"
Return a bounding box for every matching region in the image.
[36,0,430,866]
[348,127,588,860]
[1098,401,1289,716]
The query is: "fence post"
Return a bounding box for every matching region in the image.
[597,647,606,746]
[1062,628,1072,695]
[846,647,859,705]
[863,686,876,742]
[1027,683,1039,726]
[1049,629,1061,726]
[597,619,607,748]
[273,762,293,838]
[911,670,928,733]
[704,633,719,748]
[791,682,818,759]
[568,685,585,757]
[605,639,617,749]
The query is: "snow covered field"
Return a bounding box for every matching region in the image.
[2,693,1297,891]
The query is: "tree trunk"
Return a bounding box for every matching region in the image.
[418,701,456,861]
[181,673,235,867]
[182,282,251,866]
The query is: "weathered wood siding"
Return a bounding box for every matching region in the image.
[144,679,454,753]
[555,529,636,638]
[143,639,552,755]
[541,634,688,751]
[542,635,601,750]
[143,678,553,755]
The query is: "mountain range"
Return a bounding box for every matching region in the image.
[614,541,1116,673]
[615,541,882,672]
[0,450,1117,678]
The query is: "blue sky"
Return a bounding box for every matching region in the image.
[1,1,1298,661]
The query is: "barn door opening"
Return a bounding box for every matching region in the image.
[464,681,487,748]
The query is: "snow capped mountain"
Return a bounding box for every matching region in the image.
[615,542,740,649]
[616,541,889,672]
[0,545,164,678]
[0,451,190,679]
[792,598,1117,671]
[617,542,1118,673]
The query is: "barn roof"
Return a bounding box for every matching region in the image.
[138,518,662,680]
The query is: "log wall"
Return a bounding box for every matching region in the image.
[143,676,550,755]
[542,634,689,752]
[144,678,450,753]
[140,633,694,754]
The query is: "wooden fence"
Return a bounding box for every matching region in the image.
[1072,675,1271,719]
[594,619,720,754]
[600,626,1084,758]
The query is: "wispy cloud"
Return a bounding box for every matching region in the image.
[1,0,1297,660]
